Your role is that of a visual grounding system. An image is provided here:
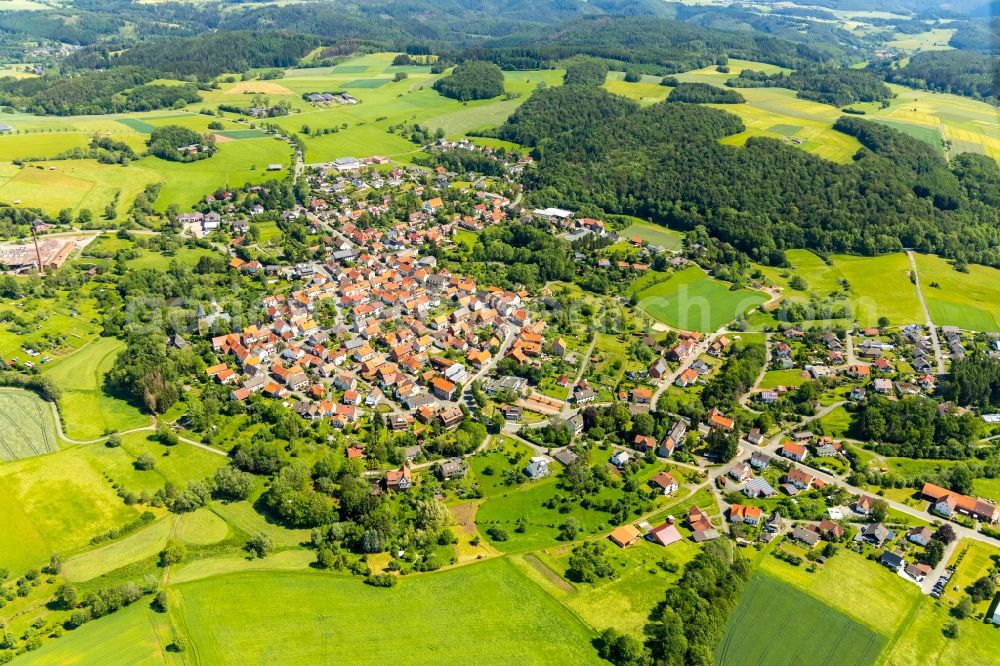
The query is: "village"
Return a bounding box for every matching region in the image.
[164,143,1000,625]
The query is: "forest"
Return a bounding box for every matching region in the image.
[432,61,505,101]
[668,82,744,104]
[726,67,892,106]
[494,85,1000,268]
[853,396,983,459]
[66,31,321,80]
[876,51,998,104]
[0,67,202,115]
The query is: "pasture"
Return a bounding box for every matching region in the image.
[604,73,671,106]
[42,337,150,441]
[715,573,884,666]
[881,596,1000,665]
[0,443,146,572]
[171,558,602,665]
[0,390,59,461]
[637,266,768,332]
[912,253,1000,331]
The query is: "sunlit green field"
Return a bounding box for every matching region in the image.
[912,252,1000,331]
[638,266,768,332]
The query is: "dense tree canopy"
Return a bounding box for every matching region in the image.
[496,85,1000,267]
[433,61,505,101]
[667,82,744,104]
[727,67,891,106]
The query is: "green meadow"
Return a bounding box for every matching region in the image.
[43,337,149,441]
[621,218,684,251]
[912,253,1000,331]
[716,574,884,666]
[637,266,768,332]
[172,559,602,665]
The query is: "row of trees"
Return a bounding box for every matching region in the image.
[727,67,891,106]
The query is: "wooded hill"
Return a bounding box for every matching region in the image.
[493,85,1000,267]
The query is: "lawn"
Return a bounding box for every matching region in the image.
[939,539,1000,611]
[126,246,220,271]
[17,602,172,666]
[621,218,684,251]
[758,548,922,635]
[972,477,1000,503]
[0,390,60,460]
[0,443,146,573]
[171,558,602,665]
[43,337,149,441]
[716,573,884,666]
[912,253,1000,331]
[637,266,768,332]
[819,404,853,438]
[759,369,808,389]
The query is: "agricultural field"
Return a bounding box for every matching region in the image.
[881,596,1000,665]
[886,28,956,53]
[0,390,59,461]
[0,443,148,573]
[716,574,884,666]
[42,337,150,441]
[840,251,934,327]
[758,250,924,327]
[18,602,176,666]
[637,266,768,332]
[758,547,923,636]
[171,558,602,665]
[912,253,1000,331]
[620,218,684,251]
[672,61,1000,165]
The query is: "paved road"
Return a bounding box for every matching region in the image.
[907,250,946,374]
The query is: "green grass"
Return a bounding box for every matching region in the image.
[126,246,220,271]
[0,160,161,215]
[43,337,149,441]
[171,558,602,665]
[0,288,102,363]
[17,602,171,666]
[175,506,230,545]
[972,477,1000,503]
[0,390,59,460]
[881,596,1000,665]
[621,218,684,251]
[637,266,768,332]
[61,515,176,582]
[716,573,884,666]
[913,253,1000,331]
[758,548,922,636]
[759,369,807,389]
[819,405,852,438]
[0,443,146,572]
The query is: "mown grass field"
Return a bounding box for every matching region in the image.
[621,218,684,251]
[43,337,149,440]
[881,596,1000,665]
[912,253,1000,331]
[716,573,884,666]
[0,390,59,460]
[604,72,671,106]
[172,558,602,665]
[638,266,768,332]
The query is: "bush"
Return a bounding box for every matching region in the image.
[486,525,509,542]
[364,573,397,587]
[244,532,273,559]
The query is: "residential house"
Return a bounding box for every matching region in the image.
[907,526,933,546]
[750,451,772,470]
[729,462,753,482]
[861,522,890,546]
[922,482,999,523]
[384,466,412,492]
[791,526,821,547]
[525,456,549,479]
[879,551,905,572]
[651,471,679,496]
[647,523,682,547]
[780,442,809,463]
[743,477,776,499]
[610,450,631,469]
[609,524,642,548]
[729,504,763,525]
